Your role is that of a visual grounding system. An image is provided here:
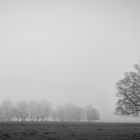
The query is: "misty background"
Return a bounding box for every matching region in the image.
[0,0,140,122]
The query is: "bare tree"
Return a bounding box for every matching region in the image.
[12,105,21,122]
[64,103,83,121]
[51,108,57,121]
[0,104,5,121]
[38,100,52,122]
[29,101,39,122]
[15,101,29,122]
[1,100,13,121]
[53,103,83,122]
[85,105,100,122]
[55,106,65,121]
[115,62,140,116]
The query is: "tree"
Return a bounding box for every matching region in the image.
[115,62,140,116]
[55,106,65,121]
[37,100,52,122]
[29,101,40,122]
[54,104,83,122]
[63,103,83,121]
[51,108,57,121]
[12,105,21,122]
[0,104,6,121]
[1,100,13,121]
[15,101,29,122]
[85,105,100,122]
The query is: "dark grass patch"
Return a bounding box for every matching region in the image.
[0,122,139,140]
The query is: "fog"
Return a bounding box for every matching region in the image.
[0,0,140,122]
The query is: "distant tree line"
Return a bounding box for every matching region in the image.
[0,100,100,123]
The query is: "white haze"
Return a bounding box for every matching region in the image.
[0,0,140,122]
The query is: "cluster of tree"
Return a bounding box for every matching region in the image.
[0,100,100,122]
[115,62,140,117]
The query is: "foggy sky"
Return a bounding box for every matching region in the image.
[0,0,140,122]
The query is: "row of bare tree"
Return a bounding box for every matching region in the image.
[0,100,100,122]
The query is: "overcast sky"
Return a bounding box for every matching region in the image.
[0,0,140,122]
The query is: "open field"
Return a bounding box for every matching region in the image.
[0,122,140,140]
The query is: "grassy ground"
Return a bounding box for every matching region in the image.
[0,122,139,140]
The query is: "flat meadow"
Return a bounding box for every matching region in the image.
[0,122,139,140]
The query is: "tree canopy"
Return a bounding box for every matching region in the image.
[115,62,140,116]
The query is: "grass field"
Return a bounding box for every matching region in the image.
[0,122,139,140]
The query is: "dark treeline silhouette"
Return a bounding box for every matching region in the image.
[0,100,100,123]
